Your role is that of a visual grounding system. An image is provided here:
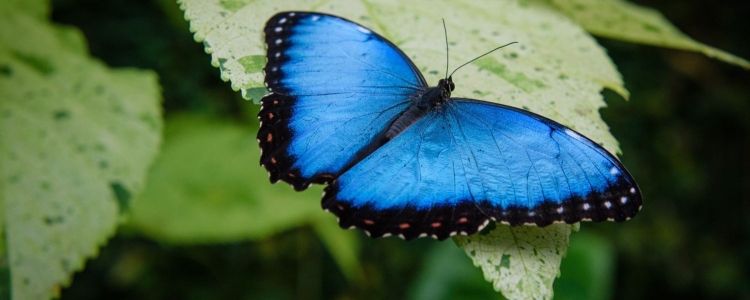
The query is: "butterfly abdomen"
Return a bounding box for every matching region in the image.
[386,104,429,139]
[386,81,452,139]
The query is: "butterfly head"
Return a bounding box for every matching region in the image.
[437,76,455,102]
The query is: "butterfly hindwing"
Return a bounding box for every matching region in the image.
[322,99,641,240]
[259,12,427,190]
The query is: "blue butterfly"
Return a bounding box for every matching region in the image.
[257,12,641,240]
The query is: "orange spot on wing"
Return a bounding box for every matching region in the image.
[399,223,410,229]
[431,222,441,228]
[364,219,374,225]
[266,133,273,142]
[458,217,468,223]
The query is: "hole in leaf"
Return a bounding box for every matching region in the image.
[500,254,511,268]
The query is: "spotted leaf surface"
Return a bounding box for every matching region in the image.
[453,223,577,300]
[0,4,162,299]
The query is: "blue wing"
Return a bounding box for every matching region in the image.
[322,99,642,240]
[258,12,427,190]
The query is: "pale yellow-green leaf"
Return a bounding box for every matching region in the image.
[549,0,750,69]
[178,0,630,297]
[453,223,576,300]
[178,0,626,155]
[0,7,162,300]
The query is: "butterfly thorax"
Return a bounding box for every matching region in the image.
[385,77,455,140]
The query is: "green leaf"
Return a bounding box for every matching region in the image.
[549,0,750,69]
[0,5,162,300]
[453,224,575,300]
[125,114,324,243]
[179,0,631,298]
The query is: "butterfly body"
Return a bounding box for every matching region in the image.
[258,12,642,240]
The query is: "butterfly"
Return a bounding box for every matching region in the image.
[257,12,642,240]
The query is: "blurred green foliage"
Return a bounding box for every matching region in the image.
[46,0,750,299]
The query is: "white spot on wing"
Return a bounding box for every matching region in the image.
[274,27,282,33]
[564,128,585,141]
[620,196,628,204]
[356,26,371,34]
[630,187,637,194]
[279,17,287,24]
[289,12,295,17]
[583,203,591,210]
[311,15,320,21]
[275,38,282,45]
[557,207,563,213]
[604,201,612,209]
[610,167,619,175]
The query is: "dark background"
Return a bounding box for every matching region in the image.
[51,0,750,299]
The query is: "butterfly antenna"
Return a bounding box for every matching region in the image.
[442,19,449,80]
[448,42,518,78]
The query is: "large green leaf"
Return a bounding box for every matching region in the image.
[0,4,162,299]
[549,0,750,69]
[178,0,632,298]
